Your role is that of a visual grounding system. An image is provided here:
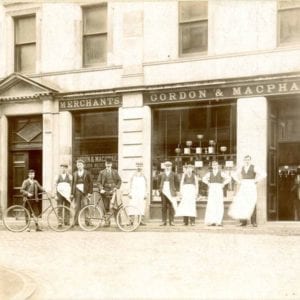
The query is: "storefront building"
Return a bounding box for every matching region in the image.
[0,1,300,224]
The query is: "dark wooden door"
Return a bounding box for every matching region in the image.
[267,105,278,221]
[9,152,28,207]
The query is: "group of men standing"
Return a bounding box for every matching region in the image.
[20,154,273,231]
[158,155,266,227]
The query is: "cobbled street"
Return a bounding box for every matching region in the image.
[1,224,300,300]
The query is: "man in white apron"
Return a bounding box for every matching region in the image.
[159,161,179,226]
[229,155,266,227]
[54,163,72,227]
[128,162,147,225]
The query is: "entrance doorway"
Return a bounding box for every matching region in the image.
[9,151,43,207]
[268,98,300,221]
[8,116,43,209]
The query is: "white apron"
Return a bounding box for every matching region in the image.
[176,184,197,217]
[57,182,71,202]
[162,182,178,212]
[128,175,146,215]
[204,183,224,225]
[228,180,257,220]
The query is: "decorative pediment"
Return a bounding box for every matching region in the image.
[0,73,59,101]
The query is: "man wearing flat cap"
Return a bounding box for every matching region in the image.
[54,163,72,226]
[97,158,122,226]
[71,159,93,226]
[159,161,179,226]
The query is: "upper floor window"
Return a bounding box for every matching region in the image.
[278,0,300,45]
[179,1,208,56]
[14,15,36,73]
[82,4,107,67]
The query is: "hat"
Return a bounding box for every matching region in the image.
[164,161,172,167]
[186,163,194,168]
[60,163,68,168]
[76,159,85,164]
[28,169,35,173]
[105,158,113,164]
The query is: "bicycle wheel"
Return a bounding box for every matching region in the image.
[116,205,141,232]
[78,205,104,231]
[3,205,30,232]
[47,205,74,232]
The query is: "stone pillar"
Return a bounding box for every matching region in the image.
[42,97,56,195]
[118,93,151,219]
[0,115,8,211]
[58,111,73,172]
[237,97,268,224]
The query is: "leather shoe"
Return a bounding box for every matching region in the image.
[160,223,167,226]
[252,223,257,227]
[36,227,43,232]
[169,222,175,226]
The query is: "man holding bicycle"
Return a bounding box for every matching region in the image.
[97,158,122,227]
[71,159,93,226]
[20,169,45,231]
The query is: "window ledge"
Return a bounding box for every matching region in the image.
[143,46,300,67]
[26,64,123,79]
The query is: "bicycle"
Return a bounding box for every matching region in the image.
[78,190,142,232]
[3,192,74,232]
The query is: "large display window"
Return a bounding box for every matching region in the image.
[73,110,118,181]
[152,102,237,202]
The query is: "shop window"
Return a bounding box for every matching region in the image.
[73,110,118,181]
[82,4,107,67]
[179,1,208,56]
[278,0,300,45]
[14,15,36,73]
[152,103,237,202]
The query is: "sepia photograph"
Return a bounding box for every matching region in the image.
[0,0,300,299]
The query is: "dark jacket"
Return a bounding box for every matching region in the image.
[71,170,93,196]
[97,169,122,190]
[159,171,179,197]
[20,178,44,200]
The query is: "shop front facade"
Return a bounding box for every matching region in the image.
[53,72,300,224]
[0,72,299,223]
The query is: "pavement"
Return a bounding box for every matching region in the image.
[0,221,300,300]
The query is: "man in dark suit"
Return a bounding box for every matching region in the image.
[97,158,122,226]
[71,159,93,226]
[159,161,179,226]
[20,169,45,231]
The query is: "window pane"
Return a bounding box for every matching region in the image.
[152,105,237,202]
[180,21,208,54]
[279,9,300,44]
[15,44,36,73]
[83,35,107,66]
[73,111,118,181]
[179,1,208,22]
[15,16,36,44]
[83,5,107,34]
[74,111,118,137]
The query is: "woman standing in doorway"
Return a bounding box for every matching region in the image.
[176,164,198,226]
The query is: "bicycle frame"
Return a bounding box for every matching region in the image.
[23,192,57,223]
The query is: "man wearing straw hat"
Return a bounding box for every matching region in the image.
[159,161,179,226]
[128,162,147,225]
